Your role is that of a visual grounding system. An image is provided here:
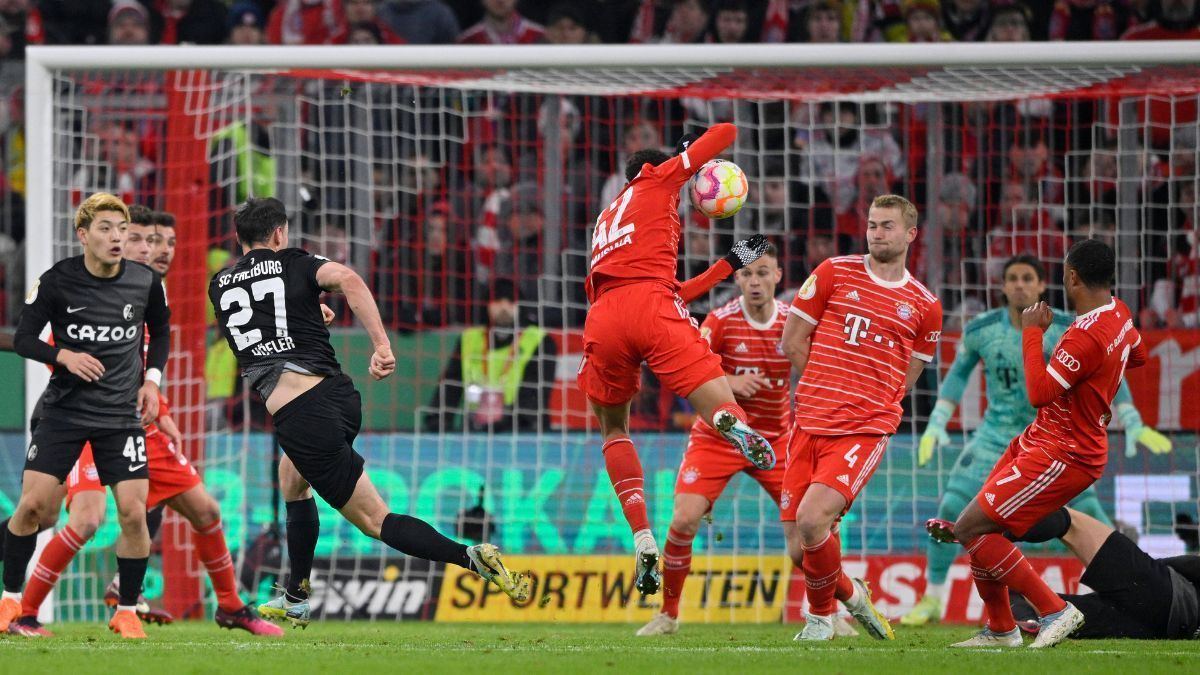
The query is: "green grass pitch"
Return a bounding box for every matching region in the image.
[3,622,1199,673]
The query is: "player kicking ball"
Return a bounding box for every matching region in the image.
[929,239,1145,649]
[780,195,942,641]
[7,208,281,637]
[2,193,168,639]
[577,123,776,597]
[210,198,527,629]
[902,254,1170,626]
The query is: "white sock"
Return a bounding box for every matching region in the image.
[2,590,21,601]
[844,583,863,610]
[117,604,137,613]
[925,581,948,603]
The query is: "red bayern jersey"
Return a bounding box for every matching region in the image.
[457,16,546,44]
[585,123,737,303]
[790,255,942,436]
[692,297,792,441]
[1018,298,1146,476]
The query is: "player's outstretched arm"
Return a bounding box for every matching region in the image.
[663,123,737,187]
[678,234,770,304]
[316,261,395,380]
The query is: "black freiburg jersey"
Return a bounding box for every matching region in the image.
[209,247,342,398]
[15,257,170,429]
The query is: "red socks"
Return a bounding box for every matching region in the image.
[801,531,843,616]
[193,520,243,613]
[711,402,748,427]
[21,526,86,617]
[965,533,1066,630]
[661,527,695,618]
[603,438,650,534]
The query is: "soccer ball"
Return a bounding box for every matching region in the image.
[689,159,749,219]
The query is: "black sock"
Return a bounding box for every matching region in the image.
[3,527,37,593]
[1007,508,1072,543]
[285,498,320,602]
[145,505,166,541]
[116,557,149,607]
[380,513,471,570]
[0,517,8,560]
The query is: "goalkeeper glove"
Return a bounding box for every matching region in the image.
[1117,403,1174,458]
[918,400,955,466]
[724,234,770,271]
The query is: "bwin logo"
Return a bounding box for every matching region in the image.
[123,304,134,321]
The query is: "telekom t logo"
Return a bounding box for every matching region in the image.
[844,313,871,346]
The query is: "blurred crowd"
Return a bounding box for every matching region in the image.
[0,0,1197,350]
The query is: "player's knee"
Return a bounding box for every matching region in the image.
[668,513,701,538]
[182,492,222,529]
[794,512,833,543]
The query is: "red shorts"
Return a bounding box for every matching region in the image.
[577,282,725,406]
[675,430,787,507]
[978,438,1097,537]
[779,429,888,521]
[66,433,200,509]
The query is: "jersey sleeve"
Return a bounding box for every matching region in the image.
[789,258,837,326]
[911,299,943,363]
[1128,330,1147,369]
[1024,326,1100,407]
[678,259,733,304]
[144,274,171,376]
[283,248,331,293]
[939,326,982,404]
[655,123,737,188]
[14,270,61,365]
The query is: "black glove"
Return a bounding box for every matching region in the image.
[675,128,706,155]
[723,234,770,271]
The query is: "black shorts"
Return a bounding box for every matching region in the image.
[1064,532,1175,639]
[273,374,365,509]
[26,418,148,485]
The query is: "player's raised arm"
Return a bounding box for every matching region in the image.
[661,123,737,187]
[315,261,395,380]
[678,234,770,304]
[1021,301,1095,407]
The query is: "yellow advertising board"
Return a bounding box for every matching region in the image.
[437,554,792,623]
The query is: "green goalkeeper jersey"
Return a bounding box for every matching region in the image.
[940,307,1134,438]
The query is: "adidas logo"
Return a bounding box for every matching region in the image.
[847,290,860,302]
[837,474,850,486]
[985,493,996,505]
[624,493,644,506]
[735,342,749,354]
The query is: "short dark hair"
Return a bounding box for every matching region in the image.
[128,204,154,226]
[1065,238,1116,289]
[235,197,288,245]
[762,241,778,258]
[625,148,670,181]
[1002,254,1045,281]
[714,0,748,13]
[154,210,176,229]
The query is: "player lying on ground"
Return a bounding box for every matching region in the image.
[210,198,528,628]
[934,239,1146,649]
[780,194,943,642]
[1003,507,1200,641]
[2,193,168,639]
[6,208,281,638]
[903,254,1171,626]
[577,123,777,597]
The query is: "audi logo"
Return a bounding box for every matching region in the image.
[1055,349,1081,372]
